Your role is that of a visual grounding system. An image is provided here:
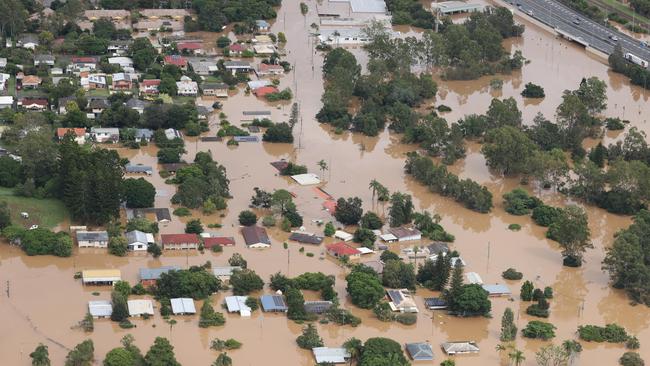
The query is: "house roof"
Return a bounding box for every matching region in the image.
[140,9,190,17]
[164,55,187,66]
[161,233,200,245]
[202,82,228,90]
[406,343,434,361]
[139,266,180,281]
[389,226,422,239]
[260,294,288,311]
[254,86,278,97]
[57,128,86,137]
[326,242,361,256]
[289,232,324,245]
[224,60,251,68]
[225,296,252,315]
[128,299,154,316]
[428,242,450,255]
[466,272,483,285]
[141,79,161,87]
[361,260,384,274]
[482,284,511,296]
[256,20,270,27]
[259,63,284,72]
[126,230,149,244]
[334,230,353,242]
[0,96,13,105]
[126,99,149,110]
[76,230,108,242]
[203,236,235,248]
[89,98,110,109]
[90,127,119,135]
[170,298,196,314]
[88,300,113,317]
[312,347,351,364]
[441,341,480,355]
[424,297,448,309]
[72,56,98,64]
[34,54,55,62]
[213,266,241,277]
[387,289,417,310]
[178,42,202,50]
[304,301,333,314]
[134,128,154,138]
[125,164,153,174]
[129,208,171,222]
[233,136,259,142]
[21,98,48,106]
[22,75,42,84]
[82,269,121,281]
[290,173,321,186]
[160,163,188,172]
[229,43,246,52]
[241,226,270,246]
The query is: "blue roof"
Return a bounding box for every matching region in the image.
[233,136,259,142]
[406,343,434,361]
[256,20,270,27]
[139,266,180,280]
[260,294,288,311]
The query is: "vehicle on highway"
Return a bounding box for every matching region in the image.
[527,9,533,15]
[573,18,580,25]
[609,35,619,42]
[625,53,649,68]
[642,41,648,48]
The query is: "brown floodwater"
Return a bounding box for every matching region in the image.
[2,1,650,365]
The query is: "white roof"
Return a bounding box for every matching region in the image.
[291,173,321,186]
[0,96,13,105]
[225,296,252,317]
[350,0,387,13]
[170,298,196,314]
[379,233,397,241]
[213,266,241,277]
[127,299,154,316]
[334,230,353,242]
[108,57,133,66]
[313,347,351,364]
[247,80,270,89]
[88,300,112,317]
[466,272,483,285]
[357,247,374,255]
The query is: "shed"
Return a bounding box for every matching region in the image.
[170,298,196,314]
[379,233,398,242]
[312,347,350,364]
[291,173,321,186]
[482,284,512,297]
[128,299,154,317]
[82,269,121,285]
[241,226,271,248]
[225,296,252,317]
[88,300,113,318]
[334,230,353,242]
[304,301,333,314]
[406,342,434,361]
[357,247,374,255]
[233,136,259,143]
[260,294,288,312]
[441,341,480,355]
[424,298,448,310]
[289,232,324,245]
[389,227,422,242]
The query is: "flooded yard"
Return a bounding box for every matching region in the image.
[1,0,650,365]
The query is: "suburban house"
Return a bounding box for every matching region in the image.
[126,99,150,115]
[108,40,131,55]
[213,266,241,283]
[133,128,154,142]
[126,230,154,251]
[312,348,351,364]
[304,301,333,314]
[56,128,86,144]
[466,272,483,285]
[318,29,371,46]
[253,86,279,97]
[161,233,200,250]
[428,242,450,257]
[82,269,121,285]
[21,75,42,89]
[258,63,285,76]
[255,19,270,32]
[140,8,190,19]
[0,96,13,109]
[34,54,55,67]
[241,225,271,248]
[111,73,133,90]
[481,284,512,297]
[405,343,434,361]
[288,232,324,245]
[326,242,361,259]
[189,59,218,76]
[76,230,109,248]
[140,79,161,97]
[85,74,107,89]
[228,43,247,56]
[164,55,188,70]
[361,260,384,274]
[88,300,112,319]
[387,289,418,313]
[84,9,129,20]
[201,82,228,97]
[260,294,288,312]
[127,299,155,317]
[247,80,270,90]
[334,230,353,242]
[441,341,480,355]
[203,236,236,249]
[90,127,119,143]
[164,128,182,140]
[20,98,48,111]
[57,96,76,114]
[178,41,203,55]
[125,164,153,175]
[127,208,172,223]
[139,266,180,287]
[89,98,110,117]
[253,44,276,55]
[197,106,210,120]
[223,60,252,74]
[108,57,134,71]
[389,227,422,242]
[225,296,252,317]
[69,57,98,73]
[424,298,448,310]
[170,298,196,315]
[176,76,198,96]
[18,34,39,49]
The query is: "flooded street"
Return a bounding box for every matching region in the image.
[2,1,650,365]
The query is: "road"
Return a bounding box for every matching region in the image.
[507,0,650,65]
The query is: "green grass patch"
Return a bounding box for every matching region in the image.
[602,0,650,28]
[508,223,522,231]
[86,89,110,97]
[0,187,69,229]
[172,96,197,105]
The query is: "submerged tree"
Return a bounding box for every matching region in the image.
[500,308,517,342]
[30,344,50,366]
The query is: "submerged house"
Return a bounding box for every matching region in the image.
[76,230,109,248]
[126,230,154,251]
[260,294,288,312]
[312,347,351,364]
[326,242,361,260]
[241,225,271,248]
[161,233,199,250]
[82,269,121,285]
[389,226,422,242]
[441,341,480,355]
[405,342,434,361]
[88,300,113,319]
[128,299,154,317]
[288,232,324,245]
[225,296,252,317]
[387,289,418,313]
[139,266,180,287]
[170,298,196,315]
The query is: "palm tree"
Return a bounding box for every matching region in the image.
[369,179,381,208]
[508,348,525,366]
[562,340,582,365]
[343,337,362,366]
[318,160,328,181]
[495,343,508,365]
[412,246,420,269]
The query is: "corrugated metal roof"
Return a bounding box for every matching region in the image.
[88,300,112,317]
[213,266,241,277]
[76,231,109,242]
[127,299,154,316]
[225,296,252,316]
[82,269,121,281]
[260,295,288,312]
[170,298,196,314]
[139,266,179,280]
[312,347,350,364]
[406,343,434,361]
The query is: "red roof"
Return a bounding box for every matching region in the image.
[260,63,284,72]
[161,233,200,245]
[72,56,97,63]
[164,55,187,67]
[323,200,337,215]
[178,42,202,50]
[57,128,86,137]
[253,86,278,97]
[21,98,48,106]
[326,242,361,256]
[203,236,235,248]
[141,79,161,87]
[229,43,245,52]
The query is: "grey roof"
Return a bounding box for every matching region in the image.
[19,34,39,44]
[242,110,271,116]
[233,136,259,142]
[289,232,324,245]
[170,298,196,314]
[361,260,384,274]
[260,294,288,312]
[428,242,450,255]
[126,230,149,244]
[213,266,241,277]
[125,164,153,174]
[76,231,109,242]
[304,301,333,314]
[224,60,252,68]
[89,98,110,109]
[312,347,350,364]
[424,298,448,309]
[139,266,180,281]
[349,0,387,13]
[256,20,270,27]
[58,96,76,106]
[481,284,512,296]
[196,105,210,115]
[202,82,228,90]
[34,54,55,62]
[406,343,434,361]
[129,207,172,222]
[387,289,406,305]
[441,341,480,355]
[88,300,112,317]
[126,98,149,110]
[134,128,154,139]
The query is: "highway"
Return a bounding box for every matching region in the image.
[506,0,650,66]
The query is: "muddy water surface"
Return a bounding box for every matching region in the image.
[1,1,650,365]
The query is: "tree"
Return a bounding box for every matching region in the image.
[144,337,180,366]
[263,122,293,143]
[440,360,456,366]
[185,219,204,234]
[103,348,134,366]
[199,298,226,328]
[508,348,526,366]
[286,286,308,321]
[451,284,491,316]
[228,253,248,268]
[238,210,257,226]
[296,324,323,349]
[388,192,414,227]
[334,197,363,225]
[444,264,464,309]
[147,243,162,258]
[546,206,592,267]
[562,340,582,365]
[521,280,534,301]
[500,308,517,341]
[521,82,545,98]
[382,260,416,289]
[318,160,328,181]
[343,338,363,365]
[532,205,563,227]
[122,178,155,208]
[0,201,10,230]
[0,156,21,188]
[156,266,221,299]
[65,339,94,366]
[359,338,409,366]
[589,142,607,168]
[482,126,538,176]
[216,36,231,48]
[324,222,335,236]
[346,266,385,309]
[575,77,607,116]
[30,344,50,366]
[108,237,128,257]
[503,188,542,215]
[535,345,569,366]
[229,269,264,295]
[619,352,644,366]
[213,353,233,366]
[522,321,556,340]
[111,291,129,322]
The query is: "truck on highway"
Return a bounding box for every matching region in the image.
[624,53,649,68]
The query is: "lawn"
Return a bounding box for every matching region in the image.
[86,88,110,97]
[0,187,69,229]
[601,0,650,28]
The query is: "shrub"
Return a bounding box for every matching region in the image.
[395,313,417,325]
[627,336,641,350]
[620,352,644,366]
[238,210,257,226]
[437,104,452,112]
[503,188,542,215]
[578,324,629,343]
[502,268,523,280]
[262,215,276,227]
[199,299,226,328]
[531,205,563,227]
[508,223,521,231]
[521,82,545,98]
[526,298,550,318]
[173,207,191,217]
[605,117,626,130]
[543,286,553,299]
[522,321,556,340]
